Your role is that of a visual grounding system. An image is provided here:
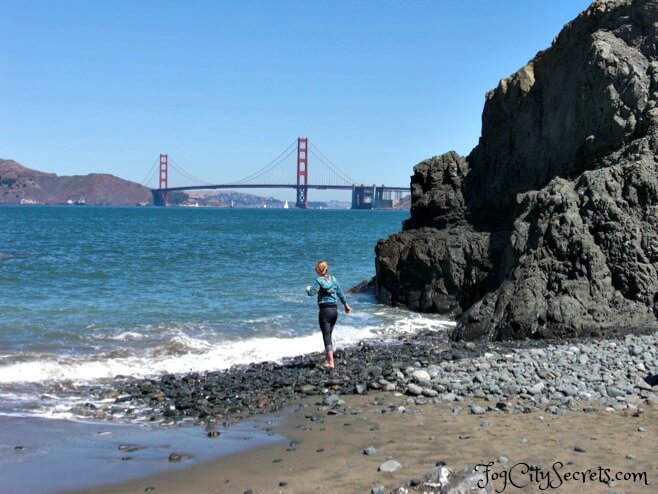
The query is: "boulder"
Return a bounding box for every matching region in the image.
[376,0,658,340]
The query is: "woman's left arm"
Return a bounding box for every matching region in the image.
[335,279,351,313]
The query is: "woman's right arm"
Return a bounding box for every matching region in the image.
[305,279,318,296]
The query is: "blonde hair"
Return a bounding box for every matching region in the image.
[315,260,329,276]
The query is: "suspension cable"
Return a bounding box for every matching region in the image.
[308,141,357,185]
[140,156,160,187]
[169,158,215,186]
[229,139,298,185]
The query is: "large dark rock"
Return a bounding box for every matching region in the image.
[403,151,469,230]
[376,0,658,340]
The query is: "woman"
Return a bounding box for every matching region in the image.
[305,260,351,368]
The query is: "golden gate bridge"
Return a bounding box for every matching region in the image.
[141,137,409,209]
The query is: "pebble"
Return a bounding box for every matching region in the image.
[64,329,658,432]
[406,384,423,396]
[379,459,402,473]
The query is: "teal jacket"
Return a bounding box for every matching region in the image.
[306,275,347,306]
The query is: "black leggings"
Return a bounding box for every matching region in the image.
[318,304,338,352]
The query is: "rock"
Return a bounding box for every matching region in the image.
[323,394,342,406]
[527,383,545,395]
[393,464,493,493]
[300,384,315,394]
[364,446,378,456]
[470,405,486,415]
[421,388,438,397]
[607,387,626,398]
[118,444,140,452]
[412,370,431,385]
[406,383,423,396]
[379,460,403,473]
[375,0,658,342]
[643,374,658,386]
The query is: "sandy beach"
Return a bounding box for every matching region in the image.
[76,393,656,494]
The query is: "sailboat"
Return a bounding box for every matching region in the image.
[283,200,289,209]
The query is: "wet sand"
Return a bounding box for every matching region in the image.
[0,415,285,494]
[76,394,657,494]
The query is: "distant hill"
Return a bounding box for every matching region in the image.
[186,190,286,208]
[187,190,352,209]
[0,159,152,205]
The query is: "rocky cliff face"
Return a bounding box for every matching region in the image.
[0,159,152,205]
[376,0,658,341]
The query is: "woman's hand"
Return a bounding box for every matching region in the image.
[344,303,352,314]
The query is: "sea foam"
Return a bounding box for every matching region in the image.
[0,313,454,384]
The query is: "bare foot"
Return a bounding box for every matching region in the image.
[322,362,335,369]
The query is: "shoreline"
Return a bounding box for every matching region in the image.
[4,328,658,493]
[78,329,658,493]
[81,328,658,427]
[73,395,657,494]
[0,414,287,494]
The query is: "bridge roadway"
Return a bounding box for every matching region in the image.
[152,183,410,209]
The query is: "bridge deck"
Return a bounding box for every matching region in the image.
[158,184,410,193]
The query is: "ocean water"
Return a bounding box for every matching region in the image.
[0,205,454,421]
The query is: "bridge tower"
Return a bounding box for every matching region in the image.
[153,154,168,206]
[296,137,308,208]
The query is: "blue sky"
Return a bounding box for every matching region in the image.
[2,0,592,201]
